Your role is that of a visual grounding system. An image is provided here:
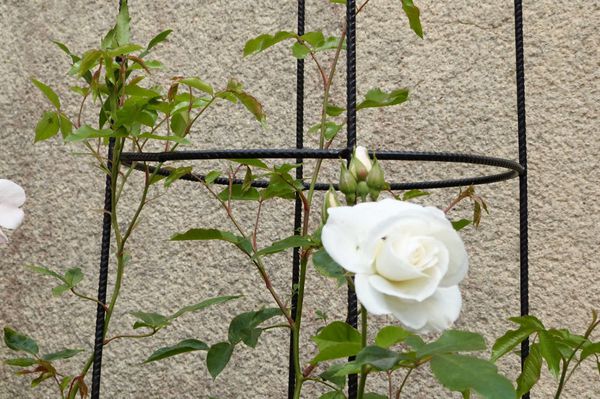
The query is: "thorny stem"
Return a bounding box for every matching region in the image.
[197,176,295,327]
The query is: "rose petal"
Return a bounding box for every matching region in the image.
[432,228,468,287]
[354,274,391,315]
[0,205,24,230]
[323,199,420,273]
[355,146,372,171]
[0,179,26,207]
[386,286,462,333]
[369,266,442,302]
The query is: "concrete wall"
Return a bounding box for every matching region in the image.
[0,0,598,398]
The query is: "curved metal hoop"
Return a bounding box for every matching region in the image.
[120,148,522,190]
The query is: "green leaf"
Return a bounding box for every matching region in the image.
[31,79,60,109]
[319,363,347,388]
[508,315,545,331]
[491,325,538,362]
[228,308,282,348]
[204,171,221,184]
[42,349,84,361]
[538,330,562,379]
[130,311,169,330]
[581,341,600,362]
[229,158,269,169]
[170,295,241,320]
[401,0,424,38]
[51,268,83,296]
[140,29,173,57]
[64,268,84,287]
[516,343,542,397]
[26,265,64,281]
[4,358,37,367]
[206,342,233,379]
[144,339,208,363]
[326,104,345,116]
[75,49,102,76]
[65,125,126,142]
[244,31,296,56]
[180,77,214,96]
[124,84,161,98]
[330,0,347,4]
[311,321,362,364]
[401,189,430,201]
[34,111,60,142]
[218,185,261,201]
[114,0,131,46]
[291,42,311,59]
[58,114,73,138]
[170,228,253,255]
[309,122,342,140]
[3,328,39,355]
[357,88,409,110]
[52,40,79,63]
[375,326,411,348]
[319,392,346,399]
[255,236,313,257]
[335,346,402,376]
[105,43,143,57]
[230,91,265,124]
[301,31,325,47]
[452,219,472,231]
[312,249,346,286]
[164,166,193,188]
[431,354,516,399]
[170,112,189,136]
[364,394,387,399]
[417,330,486,358]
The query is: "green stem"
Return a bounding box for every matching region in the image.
[357,306,368,399]
[395,368,414,399]
[292,255,309,398]
[553,319,599,398]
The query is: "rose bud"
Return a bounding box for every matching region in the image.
[322,186,341,223]
[367,158,385,200]
[349,146,372,181]
[339,162,357,197]
[357,181,370,202]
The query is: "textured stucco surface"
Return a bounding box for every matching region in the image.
[0,0,598,398]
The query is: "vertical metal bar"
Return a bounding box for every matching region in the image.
[514,0,529,398]
[90,137,115,399]
[91,3,123,397]
[346,1,358,398]
[288,0,305,396]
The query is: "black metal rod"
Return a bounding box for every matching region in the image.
[120,148,524,174]
[90,140,114,399]
[122,160,518,191]
[514,0,530,398]
[288,0,305,397]
[346,0,359,397]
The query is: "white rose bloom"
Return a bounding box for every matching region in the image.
[0,179,26,244]
[322,198,468,333]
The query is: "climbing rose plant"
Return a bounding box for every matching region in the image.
[2,1,598,399]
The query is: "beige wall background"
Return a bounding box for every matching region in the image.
[0,0,598,398]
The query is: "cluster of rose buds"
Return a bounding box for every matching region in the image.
[339,146,386,204]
